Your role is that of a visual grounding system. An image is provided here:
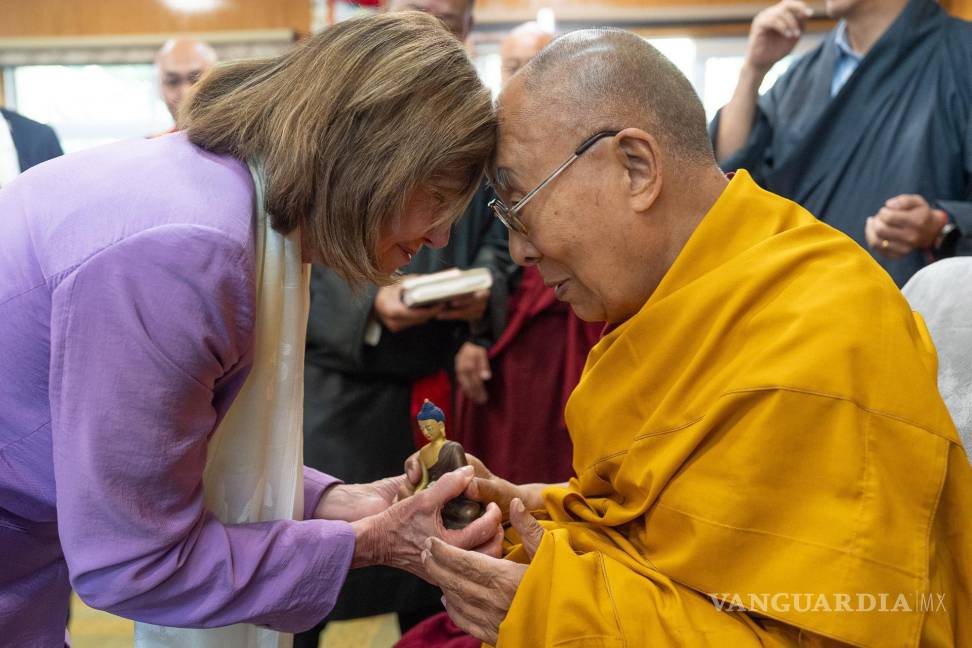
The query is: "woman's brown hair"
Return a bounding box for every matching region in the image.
[182,11,496,284]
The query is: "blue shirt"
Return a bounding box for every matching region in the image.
[831,21,864,96]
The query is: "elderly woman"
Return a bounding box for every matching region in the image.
[0,12,502,647]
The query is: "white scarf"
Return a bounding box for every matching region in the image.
[134,161,310,648]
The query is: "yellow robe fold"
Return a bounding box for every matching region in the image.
[497,171,971,647]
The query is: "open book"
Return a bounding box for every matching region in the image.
[400,267,493,308]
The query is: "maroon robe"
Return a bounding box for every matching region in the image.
[396,613,476,648]
[453,266,602,485]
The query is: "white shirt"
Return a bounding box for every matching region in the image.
[0,116,21,188]
[831,21,864,97]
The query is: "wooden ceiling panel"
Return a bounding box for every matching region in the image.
[0,0,310,38]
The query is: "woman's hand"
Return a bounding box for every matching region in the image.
[422,498,546,644]
[351,466,504,579]
[313,476,406,522]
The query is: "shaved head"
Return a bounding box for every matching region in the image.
[505,28,714,167]
[492,28,727,324]
[156,38,218,66]
[156,38,218,120]
[500,22,554,85]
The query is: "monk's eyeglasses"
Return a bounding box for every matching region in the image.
[489,130,620,236]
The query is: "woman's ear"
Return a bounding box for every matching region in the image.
[614,128,663,213]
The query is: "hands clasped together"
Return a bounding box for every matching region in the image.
[314,452,551,644]
[865,194,950,259]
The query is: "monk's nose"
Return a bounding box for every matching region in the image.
[509,230,539,266]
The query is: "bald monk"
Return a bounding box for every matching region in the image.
[418,29,972,647]
[156,38,218,124]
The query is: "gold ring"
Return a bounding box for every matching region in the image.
[881,239,889,250]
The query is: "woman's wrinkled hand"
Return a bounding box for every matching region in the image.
[313,476,406,522]
[422,497,545,644]
[350,465,503,579]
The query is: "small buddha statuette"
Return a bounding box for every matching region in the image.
[414,399,484,529]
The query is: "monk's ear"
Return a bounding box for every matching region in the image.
[614,128,662,213]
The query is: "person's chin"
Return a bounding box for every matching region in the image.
[379,250,408,273]
[825,0,853,18]
[564,290,610,322]
[563,299,594,322]
[379,258,402,273]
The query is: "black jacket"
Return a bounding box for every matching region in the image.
[710,0,972,285]
[2,108,63,172]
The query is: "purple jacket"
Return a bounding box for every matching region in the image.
[0,133,355,646]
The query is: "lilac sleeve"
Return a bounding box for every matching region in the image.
[303,466,341,521]
[48,225,355,632]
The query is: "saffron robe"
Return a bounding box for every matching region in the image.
[496,171,972,647]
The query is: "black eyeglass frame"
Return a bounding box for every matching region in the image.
[488,130,620,236]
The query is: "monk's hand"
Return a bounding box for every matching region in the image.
[509,497,545,559]
[866,194,948,259]
[436,288,490,322]
[374,280,444,333]
[462,454,524,519]
[455,342,491,405]
[422,498,544,644]
[745,0,813,72]
[314,475,406,522]
[463,454,554,520]
[350,465,503,578]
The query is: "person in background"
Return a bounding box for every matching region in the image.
[387,0,473,41]
[498,21,553,81]
[295,2,516,646]
[0,107,62,188]
[710,0,971,285]
[156,37,218,125]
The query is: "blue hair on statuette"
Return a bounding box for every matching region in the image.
[417,399,445,422]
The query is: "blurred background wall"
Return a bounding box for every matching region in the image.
[0,0,968,153]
